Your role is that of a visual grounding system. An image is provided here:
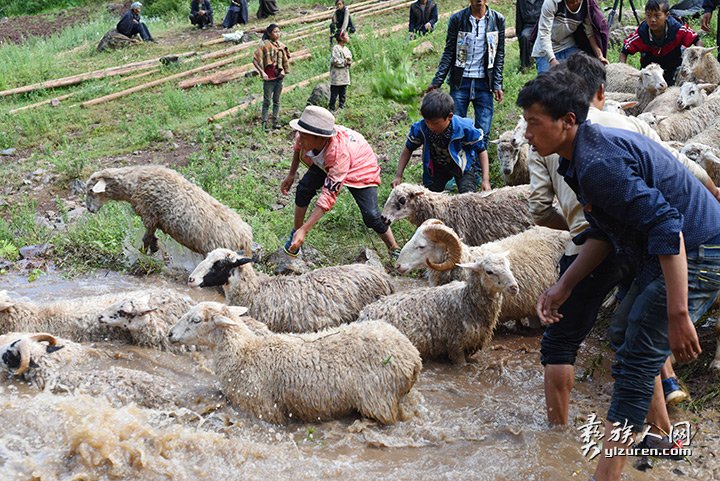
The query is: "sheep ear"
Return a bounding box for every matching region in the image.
[91,178,107,193]
[702,46,718,55]
[698,83,716,92]
[230,257,253,267]
[488,139,501,145]
[214,315,240,328]
[456,262,480,271]
[620,101,639,110]
[0,299,14,311]
[628,72,641,78]
[226,306,249,317]
[655,115,669,123]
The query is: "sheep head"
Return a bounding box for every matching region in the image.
[676,82,715,110]
[169,302,249,346]
[636,112,665,131]
[639,64,667,96]
[381,183,428,225]
[0,290,15,312]
[188,248,253,287]
[458,252,520,296]
[602,100,638,116]
[85,169,115,213]
[494,131,522,176]
[678,46,719,83]
[1,333,61,376]
[98,294,158,330]
[395,219,461,273]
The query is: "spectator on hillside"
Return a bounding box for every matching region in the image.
[408,0,439,38]
[329,30,353,111]
[622,0,701,86]
[222,0,248,28]
[516,0,543,71]
[117,2,154,42]
[428,0,505,193]
[257,0,279,19]
[189,0,213,29]
[702,0,720,60]
[331,0,356,37]
[253,24,290,131]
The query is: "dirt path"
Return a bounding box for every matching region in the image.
[0,8,92,44]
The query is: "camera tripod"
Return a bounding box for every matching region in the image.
[607,0,641,28]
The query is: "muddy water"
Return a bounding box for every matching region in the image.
[0,273,717,481]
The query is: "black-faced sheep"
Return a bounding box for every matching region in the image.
[358,252,519,364]
[381,183,534,246]
[97,289,196,352]
[85,165,252,255]
[169,303,422,424]
[395,220,569,324]
[188,249,394,333]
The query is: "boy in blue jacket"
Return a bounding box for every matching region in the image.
[393,91,489,193]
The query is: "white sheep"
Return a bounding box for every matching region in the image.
[0,290,148,343]
[188,249,394,333]
[491,130,530,186]
[358,252,519,364]
[676,46,720,85]
[85,165,252,255]
[97,289,196,352]
[169,303,422,424]
[395,219,569,324]
[381,183,534,246]
[603,99,638,116]
[0,332,191,406]
[654,95,720,142]
[606,63,668,114]
[642,82,715,115]
[681,142,720,185]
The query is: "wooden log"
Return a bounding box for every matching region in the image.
[0,51,197,97]
[81,51,249,107]
[112,68,160,83]
[8,93,75,114]
[180,49,312,89]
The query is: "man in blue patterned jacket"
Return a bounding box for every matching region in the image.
[517,68,720,481]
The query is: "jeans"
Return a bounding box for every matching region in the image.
[261,78,283,124]
[424,162,478,194]
[450,77,493,180]
[540,253,635,366]
[295,165,388,234]
[329,85,347,110]
[606,244,720,430]
[534,46,579,73]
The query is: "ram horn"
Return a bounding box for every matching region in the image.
[424,224,462,271]
[30,333,58,345]
[14,338,33,376]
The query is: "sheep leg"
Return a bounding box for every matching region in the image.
[448,347,467,366]
[142,226,159,254]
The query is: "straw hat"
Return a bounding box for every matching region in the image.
[289,106,337,137]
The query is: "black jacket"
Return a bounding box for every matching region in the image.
[116,11,140,36]
[330,7,355,35]
[191,0,213,16]
[431,7,505,91]
[408,0,438,34]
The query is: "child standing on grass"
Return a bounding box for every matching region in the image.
[329,30,352,111]
[253,24,290,131]
[393,90,489,193]
[620,0,701,86]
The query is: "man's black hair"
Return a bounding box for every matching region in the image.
[645,0,670,12]
[562,51,606,102]
[516,69,590,124]
[420,90,454,119]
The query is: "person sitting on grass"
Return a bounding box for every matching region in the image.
[280,106,401,260]
[620,0,701,86]
[189,0,214,29]
[117,2,154,42]
[393,90,489,193]
[329,30,353,111]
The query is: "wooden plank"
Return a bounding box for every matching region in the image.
[0,51,197,97]
[8,93,75,114]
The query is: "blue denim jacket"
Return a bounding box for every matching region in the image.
[405,115,485,185]
[559,121,720,286]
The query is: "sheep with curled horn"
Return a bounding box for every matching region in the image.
[396,220,570,325]
[0,332,208,408]
[188,248,395,333]
[85,165,252,255]
[381,183,534,247]
[358,248,520,364]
